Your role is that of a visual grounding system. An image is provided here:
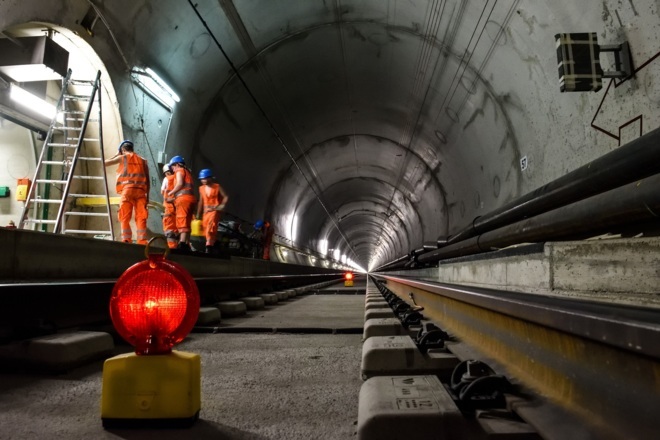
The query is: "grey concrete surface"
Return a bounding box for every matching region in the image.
[399,237,660,307]
[226,295,365,329]
[0,331,114,373]
[0,333,363,440]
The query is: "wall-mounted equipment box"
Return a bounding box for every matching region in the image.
[0,187,10,198]
[555,33,603,92]
[16,178,31,201]
[555,33,631,93]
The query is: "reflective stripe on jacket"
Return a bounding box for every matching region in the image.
[200,183,223,212]
[116,152,148,192]
[174,168,195,198]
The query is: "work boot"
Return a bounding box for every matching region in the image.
[205,245,213,254]
[177,242,191,252]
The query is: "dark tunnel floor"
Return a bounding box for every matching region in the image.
[0,294,365,440]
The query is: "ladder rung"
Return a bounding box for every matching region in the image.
[69,79,95,85]
[28,199,62,204]
[78,157,102,161]
[72,176,104,180]
[42,161,67,165]
[48,143,78,147]
[64,94,91,100]
[69,194,107,198]
[64,230,113,234]
[55,126,83,131]
[66,138,99,142]
[23,219,57,224]
[65,212,109,217]
[36,179,67,184]
[65,118,99,122]
[63,110,86,115]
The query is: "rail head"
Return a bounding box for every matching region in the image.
[372,274,660,360]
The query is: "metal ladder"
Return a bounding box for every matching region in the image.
[18,69,115,239]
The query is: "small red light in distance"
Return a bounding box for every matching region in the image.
[345,272,354,281]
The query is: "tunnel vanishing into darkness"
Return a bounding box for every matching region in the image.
[1,0,660,271]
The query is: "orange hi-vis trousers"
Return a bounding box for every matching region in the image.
[202,210,220,246]
[119,187,148,244]
[162,201,178,248]
[174,195,196,233]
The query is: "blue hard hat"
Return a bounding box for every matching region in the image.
[169,155,185,166]
[254,220,264,229]
[118,139,133,153]
[198,169,213,179]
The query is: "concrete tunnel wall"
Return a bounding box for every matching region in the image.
[1,0,659,269]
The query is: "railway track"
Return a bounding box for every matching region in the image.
[1,272,658,439]
[366,274,660,440]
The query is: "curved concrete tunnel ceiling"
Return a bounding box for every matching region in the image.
[2,1,657,270]
[188,0,523,271]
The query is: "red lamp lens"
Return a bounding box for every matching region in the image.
[345,272,354,281]
[110,255,200,355]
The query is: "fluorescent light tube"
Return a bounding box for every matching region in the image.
[10,84,59,121]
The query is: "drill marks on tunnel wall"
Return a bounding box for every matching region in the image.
[189,33,212,59]
[209,18,462,246]
[196,2,520,264]
[394,1,521,240]
[305,177,424,260]
[374,0,452,261]
[327,205,407,258]
[206,18,490,262]
[188,11,364,260]
[298,172,425,246]
[283,133,449,235]
[332,1,364,181]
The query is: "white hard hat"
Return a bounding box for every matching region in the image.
[162,164,171,174]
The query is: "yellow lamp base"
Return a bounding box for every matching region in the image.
[344,280,354,287]
[101,350,201,429]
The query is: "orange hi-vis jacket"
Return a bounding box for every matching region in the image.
[174,168,196,199]
[162,173,176,202]
[199,183,224,211]
[161,173,177,240]
[116,152,148,193]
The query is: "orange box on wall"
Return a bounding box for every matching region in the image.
[16,178,31,202]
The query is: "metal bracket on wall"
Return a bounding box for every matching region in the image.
[601,42,632,78]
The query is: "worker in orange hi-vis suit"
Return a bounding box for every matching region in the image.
[104,140,150,244]
[195,168,229,254]
[160,164,178,249]
[253,220,274,260]
[167,156,197,251]
[262,221,274,260]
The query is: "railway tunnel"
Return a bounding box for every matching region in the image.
[1,1,659,439]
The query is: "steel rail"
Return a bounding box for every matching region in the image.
[372,274,660,440]
[0,273,343,337]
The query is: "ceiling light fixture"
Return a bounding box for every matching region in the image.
[9,83,62,123]
[130,66,180,110]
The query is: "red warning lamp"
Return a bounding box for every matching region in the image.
[102,238,201,428]
[110,253,199,355]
